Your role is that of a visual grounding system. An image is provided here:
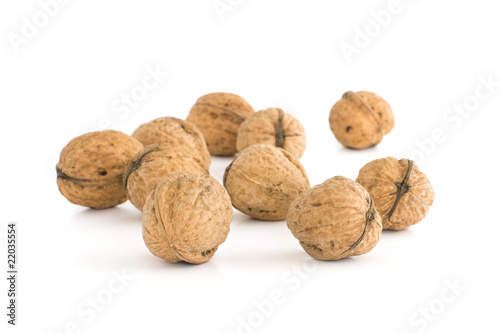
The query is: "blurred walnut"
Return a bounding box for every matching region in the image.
[237,108,306,159]
[186,92,254,156]
[329,91,394,149]
[223,144,310,221]
[356,157,435,230]
[132,117,210,169]
[287,176,382,260]
[142,173,233,264]
[124,143,208,211]
[56,130,143,209]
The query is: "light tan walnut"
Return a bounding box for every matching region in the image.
[236,108,306,159]
[287,176,382,260]
[142,173,233,264]
[329,91,394,149]
[356,157,435,230]
[131,117,210,169]
[56,130,143,209]
[124,144,209,212]
[223,144,310,221]
[186,92,254,156]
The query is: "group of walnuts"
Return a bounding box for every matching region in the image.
[56,91,435,264]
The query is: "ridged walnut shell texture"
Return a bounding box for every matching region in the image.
[56,130,143,209]
[287,176,382,260]
[131,117,211,169]
[186,92,255,156]
[223,144,310,221]
[356,157,435,230]
[329,91,395,149]
[142,173,233,264]
[124,144,209,212]
[237,108,306,159]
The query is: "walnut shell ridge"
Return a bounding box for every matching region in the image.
[329,91,394,149]
[124,143,209,212]
[142,173,233,264]
[287,176,382,260]
[186,92,255,156]
[56,130,143,209]
[237,107,306,159]
[131,117,210,169]
[223,144,310,221]
[356,157,435,230]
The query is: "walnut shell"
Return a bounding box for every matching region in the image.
[56,130,143,209]
[142,173,233,264]
[223,144,310,221]
[356,157,435,230]
[236,108,306,159]
[329,91,395,149]
[124,143,209,212]
[131,117,210,169]
[186,92,255,156]
[287,176,382,260]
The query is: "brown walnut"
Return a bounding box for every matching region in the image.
[329,91,395,149]
[287,176,382,260]
[186,92,254,156]
[236,108,306,159]
[356,157,435,230]
[223,144,310,221]
[56,130,143,209]
[124,143,209,212]
[142,173,233,264]
[131,117,210,169]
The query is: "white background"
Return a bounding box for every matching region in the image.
[1,1,499,332]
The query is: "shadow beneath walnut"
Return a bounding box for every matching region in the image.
[209,155,235,183]
[381,228,416,239]
[71,203,142,225]
[234,213,286,224]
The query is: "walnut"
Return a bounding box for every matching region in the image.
[56,130,143,209]
[287,176,382,260]
[329,91,394,149]
[223,144,310,221]
[186,92,254,156]
[131,117,210,169]
[356,157,435,230]
[124,143,209,212]
[236,108,306,159]
[142,173,233,264]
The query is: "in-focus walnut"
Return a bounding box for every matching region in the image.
[142,173,233,264]
[124,143,209,212]
[236,108,306,159]
[329,91,394,149]
[186,92,254,156]
[356,157,435,230]
[131,117,210,169]
[56,130,143,209]
[223,144,310,221]
[287,176,382,260]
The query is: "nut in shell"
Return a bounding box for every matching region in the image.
[142,173,233,264]
[223,144,310,221]
[287,176,382,260]
[356,157,435,230]
[186,92,255,156]
[56,130,143,209]
[124,143,209,212]
[329,91,394,149]
[131,117,210,169]
[237,107,306,159]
